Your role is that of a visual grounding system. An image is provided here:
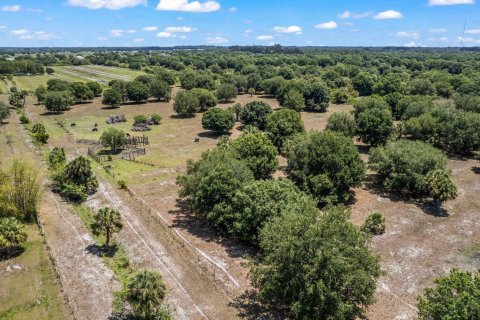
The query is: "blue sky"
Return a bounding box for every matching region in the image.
[0,0,479,47]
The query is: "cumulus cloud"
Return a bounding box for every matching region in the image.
[429,28,448,33]
[206,36,228,44]
[338,11,372,19]
[110,29,125,37]
[134,38,144,42]
[457,36,480,44]
[143,26,158,31]
[157,32,174,37]
[0,25,6,29]
[164,26,196,33]
[429,0,474,5]
[10,29,56,40]
[156,0,220,12]
[273,26,302,34]
[373,10,403,20]
[396,31,421,39]
[257,35,273,40]
[10,29,29,36]
[68,0,146,10]
[2,5,21,12]
[465,29,480,34]
[314,21,338,29]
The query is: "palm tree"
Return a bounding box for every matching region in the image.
[65,156,97,192]
[90,208,122,248]
[125,270,167,319]
[0,217,27,256]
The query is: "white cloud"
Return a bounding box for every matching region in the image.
[438,37,449,42]
[68,0,146,10]
[26,8,43,13]
[338,11,371,19]
[403,41,419,47]
[2,5,21,12]
[134,38,144,42]
[10,29,29,36]
[143,26,158,31]
[257,35,273,40]
[273,26,302,34]
[96,36,109,41]
[156,0,220,12]
[429,0,474,5]
[0,25,6,29]
[245,29,253,34]
[206,36,228,44]
[457,36,480,44]
[429,28,448,33]
[465,29,480,34]
[314,21,338,29]
[164,26,195,33]
[110,29,125,37]
[229,7,237,12]
[373,10,403,20]
[396,31,421,39]
[18,31,56,40]
[157,31,174,37]
[126,29,136,33]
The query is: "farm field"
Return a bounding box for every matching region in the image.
[20,79,480,319]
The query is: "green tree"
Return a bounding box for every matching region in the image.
[356,107,394,146]
[46,67,55,75]
[100,128,126,152]
[102,88,123,108]
[177,149,254,216]
[282,89,305,112]
[216,83,238,102]
[90,208,123,247]
[44,91,73,113]
[64,156,98,194]
[418,269,480,320]
[331,88,350,104]
[191,88,218,111]
[265,108,305,149]
[361,212,386,235]
[202,108,234,133]
[239,101,273,130]
[8,160,41,220]
[173,90,200,118]
[126,81,150,103]
[286,131,365,204]
[251,204,381,320]
[303,80,330,112]
[326,111,356,137]
[0,102,10,123]
[86,81,103,97]
[248,87,256,97]
[0,217,27,257]
[229,103,243,122]
[48,147,67,169]
[124,270,168,319]
[149,79,171,102]
[209,179,311,245]
[369,140,448,194]
[408,78,436,96]
[231,132,279,179]
[34,86,48,104]
[353,72,375,96]
[71,82,94,103]
[426,169,458,212]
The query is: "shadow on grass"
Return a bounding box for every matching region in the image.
[169,114,196,120]
[169,199,256,259]
[85,243,118,258]
[230,290,287,320]
[472,167,480,174]
[363,174,449,217]
[197,131,232,139]
[0,247,26,261]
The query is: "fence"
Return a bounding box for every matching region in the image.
[124,135,149,147]
[77,138,99,145]
[121,148,146,161]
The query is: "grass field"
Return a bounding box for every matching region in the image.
[0,224,71,320]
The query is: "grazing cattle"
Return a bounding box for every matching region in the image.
[126,133,131,137]
[71,123,76,127]
[94,123,98,127]
[92,128,98,132]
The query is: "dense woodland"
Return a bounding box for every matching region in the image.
[2,46,480,319]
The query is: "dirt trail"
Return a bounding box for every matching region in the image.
[85,177,241,319]
[1,108,118,320]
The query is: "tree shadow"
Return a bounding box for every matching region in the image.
[169,114,196,119]
[85,243,118,258]
[258,94,276,99]
[356,144,371,156]
[169,199,256,259]
[39,111,66,116]
[363,174,450,217]
[0,247,26,261]
[230,290,287,320]
[197,131,232,139]
[472,167,480,174]
[101,106,121,110]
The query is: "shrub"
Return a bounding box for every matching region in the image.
[118,180,127,189]
[361,212,386,235]
[286,131,365,204]
[100,128,126,152]
[331,88,350,104]
[216,83,238,102]
[102,88,123,108]
[44,91,73,113]
[303,80,330,112]
[0,217,27,257]
[369,140,448,194]
[282,89,305,112]
[0,102,11,123]
[173,90,200,117]
[19,114,30,124]
[239,101,273,130]
[191,88,218,111]
[202,108,235,133]
[133,115,148,125]
[151,114,162,125]
[356,107,394,146]
[33,132,49,144]
[60,183,88,202]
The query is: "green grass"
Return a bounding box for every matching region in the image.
[12,75,60,92]
[0,224,70,320]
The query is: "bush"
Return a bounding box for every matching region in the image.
[304,80,330,112]
[100,128,126,152]
[0,217,27,257]
[44,91,73,113]
[102,88,123,108]
[0,102,11,123]
[60,183,88,202]
[118,180,127,189]
[202,108,234,133]
[19,114,30,124]
[173,90,200,117]
[281,89,305,112]
[265,108,305,149]
[239,101,273,130]
[326,111,356,137]
[191,88,218,111]
[251,205,381,320]
[286,131,365,204]
[331,88,350,104]
[133,115,148,125]
[418,269,480,320]
[369,140,448,194]
[216,83,238,102]
[33,132,49,144]
[356,107,394,146]
[361,212,386,235]
[151,114,162,125]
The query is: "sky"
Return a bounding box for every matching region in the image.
[0,0,479,47]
